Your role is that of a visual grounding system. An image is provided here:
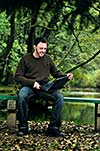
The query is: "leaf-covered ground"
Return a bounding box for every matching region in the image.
[0,121,100,151]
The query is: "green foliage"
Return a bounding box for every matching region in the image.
[10,39,28,74]
[62,103,94,125]
[0,11,10,53]
[0,2,100,88]
[81,72,96,88]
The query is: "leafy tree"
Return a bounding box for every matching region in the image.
[0,0,100,87]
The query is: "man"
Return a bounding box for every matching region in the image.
[14,37,73,137]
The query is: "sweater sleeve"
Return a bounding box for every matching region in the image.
[14,58,35,86]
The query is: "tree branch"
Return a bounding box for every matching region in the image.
[57,32,80,67]
[66,49,100,73]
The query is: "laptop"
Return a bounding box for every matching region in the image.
[40,76,69,92]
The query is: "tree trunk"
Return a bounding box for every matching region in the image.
[0,10,15,84]
[27,1,43,53]
[43,2,63,39]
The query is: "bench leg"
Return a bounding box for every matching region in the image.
[95,103,100,132]
[7,100,16,130]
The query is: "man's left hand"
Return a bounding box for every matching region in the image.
[67,73,73,80]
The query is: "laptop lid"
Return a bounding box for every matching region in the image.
[40,76,69,92]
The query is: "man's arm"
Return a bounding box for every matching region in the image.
[14,58,35,86]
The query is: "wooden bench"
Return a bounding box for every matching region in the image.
[0,95,100,132]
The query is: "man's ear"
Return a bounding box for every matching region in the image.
[33,45,36,50]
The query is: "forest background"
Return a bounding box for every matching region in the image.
[0,0,100,92]
[0,3,100,150]
[0,0,100,131]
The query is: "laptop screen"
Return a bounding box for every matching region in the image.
[40,76,69,92]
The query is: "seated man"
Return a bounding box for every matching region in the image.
[14,37,73,137]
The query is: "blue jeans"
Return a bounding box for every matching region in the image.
[17,86,64,129]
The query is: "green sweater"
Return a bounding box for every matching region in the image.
[14,53,65,86]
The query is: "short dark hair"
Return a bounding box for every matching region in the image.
[33,37,48,46]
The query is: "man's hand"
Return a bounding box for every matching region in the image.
[33,81,41,89]
[67,73,73,80]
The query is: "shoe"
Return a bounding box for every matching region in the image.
[17,131,27,136]
[17,127,28,136]
[46,127,65,137]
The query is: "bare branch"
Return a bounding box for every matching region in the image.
[66,49,100,73]
[57,32,80,67]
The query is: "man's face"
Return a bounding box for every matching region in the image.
[34,42,47,58]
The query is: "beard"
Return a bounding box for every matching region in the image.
[36,48,46,58]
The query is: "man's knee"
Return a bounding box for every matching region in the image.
[18,87,34,102]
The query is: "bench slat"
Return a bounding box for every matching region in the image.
[0,94,100,132]
[0,95,100,104]
[64,97,100,104]
[0,95,17,100]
